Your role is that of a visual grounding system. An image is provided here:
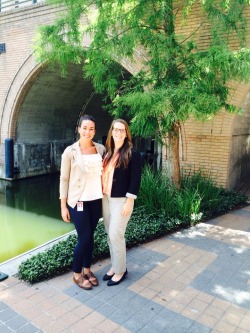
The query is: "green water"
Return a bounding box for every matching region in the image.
[0,174,74,263]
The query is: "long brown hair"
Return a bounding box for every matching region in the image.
[103,119,133,169]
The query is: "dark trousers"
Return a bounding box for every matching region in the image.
[68,199,102,273]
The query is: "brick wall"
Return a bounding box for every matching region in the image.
[161,3,250,188]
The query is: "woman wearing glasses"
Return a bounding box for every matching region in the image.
[102,119,142,286]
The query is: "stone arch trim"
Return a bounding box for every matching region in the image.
[0,52,44,142]
[228,82,250,137]
[227,82,250,188]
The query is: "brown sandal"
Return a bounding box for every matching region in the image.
[86,271,99,286]
[73,275,92,290]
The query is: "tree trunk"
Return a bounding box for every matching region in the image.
[168,122,181,188]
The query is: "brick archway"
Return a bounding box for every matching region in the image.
[0,3,249,187]
[0,44,143,179]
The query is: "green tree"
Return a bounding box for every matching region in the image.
[35,0,250,186]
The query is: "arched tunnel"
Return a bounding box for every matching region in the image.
[12,63,155,179]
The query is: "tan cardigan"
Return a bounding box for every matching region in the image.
[59,141,106,208]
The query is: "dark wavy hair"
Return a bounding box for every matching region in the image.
[78,114,96,128]
[103,119,133,169]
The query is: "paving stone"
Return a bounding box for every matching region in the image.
[0,324,13,333]
[98,303,118,317]
[15,323,41,333]
[165,315,197,333]
[138,315,171,332]
[5,315,27,330]
[0,308,18,322]
[106,290,135,309]
[124,313,150,332]
[0,302,8,311]
[186,321,212,333]
[119,294,149,311]
[108,307,136,325]
[84,296,105,310]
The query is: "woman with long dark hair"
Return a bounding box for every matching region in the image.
[102,119,142,286]
[60,115,105,290]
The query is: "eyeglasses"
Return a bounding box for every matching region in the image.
[113,128,126,134]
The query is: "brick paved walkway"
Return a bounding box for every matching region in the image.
[0,205,250,333]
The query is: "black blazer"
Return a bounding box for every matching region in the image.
[110,150,142,198]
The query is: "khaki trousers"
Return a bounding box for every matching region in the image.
[102,195,134,274]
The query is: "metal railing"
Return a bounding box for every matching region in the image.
[0,0,42,13]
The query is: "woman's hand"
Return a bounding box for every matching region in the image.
[61,207,70,222]
[122,198,134,217]
[61,199,70,222]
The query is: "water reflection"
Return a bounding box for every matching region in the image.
[0,174,74,263]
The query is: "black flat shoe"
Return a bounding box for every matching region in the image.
[107,269,128,286]
[102,273,114,281]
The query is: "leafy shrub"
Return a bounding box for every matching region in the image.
[201,190,248,219]
[137,166,248,223]
[18,234,76,283]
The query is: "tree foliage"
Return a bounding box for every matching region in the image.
[35,0,250,184]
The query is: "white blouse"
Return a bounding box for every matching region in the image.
[79,153,103,201]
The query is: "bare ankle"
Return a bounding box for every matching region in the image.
[74,272,82,278]
[83,268,90,275]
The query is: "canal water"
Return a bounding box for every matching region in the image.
[0,174,75,263]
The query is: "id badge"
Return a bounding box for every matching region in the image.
[77,202,84,211]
